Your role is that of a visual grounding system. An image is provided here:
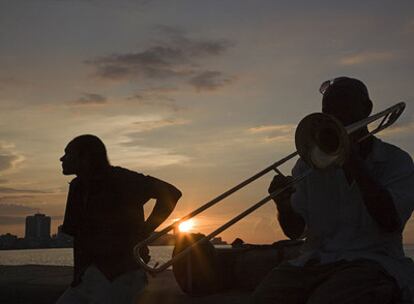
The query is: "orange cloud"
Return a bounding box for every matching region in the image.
[248,124,295,143]
[339,51,395,66]
[379,122,414,137]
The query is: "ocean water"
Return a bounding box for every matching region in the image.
[0,246,175,267]
[1,245,414,266]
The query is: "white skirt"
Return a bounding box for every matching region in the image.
[56,265,147,304]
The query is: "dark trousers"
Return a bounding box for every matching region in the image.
[251,259,399,304]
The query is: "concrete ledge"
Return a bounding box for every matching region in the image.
[0,265,249,304]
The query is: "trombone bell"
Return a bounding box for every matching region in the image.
[295,113,350,169]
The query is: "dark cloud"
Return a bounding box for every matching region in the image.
[0,144,22,172]
[0,203,36,216]
[0,179,7,184]
[72,93,107,105]
[88,47,193,80]
[0,154,19,171]
[189,70,233,91]
[86,26,233,87]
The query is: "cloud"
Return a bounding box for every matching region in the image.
[122,118,190,138]
[0,187,48,194]
[114,144,191,168]
[189,70,234,91]
[86,26,234,90]
[0,143,24,172]
[133,118,189,132]
[0,214,62,225]
[134,86,178,96]
[338,51,395,66]
[380,122,414,138]
[0,77,28,90]
[378,102,414,138]
[0,216,25,225]
[248,124,296,142]
[0,195,35,202]
[0,203,36,216]
[0,154,19,171]
[72,93,107,105]
[127,87,182,112]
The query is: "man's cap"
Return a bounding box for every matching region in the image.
[321,76,373,119]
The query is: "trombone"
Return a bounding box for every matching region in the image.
[134,101,406,274]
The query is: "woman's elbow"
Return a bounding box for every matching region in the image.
[172,185,182,200]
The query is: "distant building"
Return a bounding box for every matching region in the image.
[0,233,18,249]
[211,237,227,245]
[25,213,51,242]
[1,217,77,250]
[53,224,73,247]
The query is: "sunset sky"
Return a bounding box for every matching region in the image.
[0,1,413,244]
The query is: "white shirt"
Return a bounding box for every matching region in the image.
[290,137,414,302]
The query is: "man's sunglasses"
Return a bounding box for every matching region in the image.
[319,77,349,95]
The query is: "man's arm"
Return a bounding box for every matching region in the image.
[343,148,401,232]
[142,177,182,237]
[269,175,305,240]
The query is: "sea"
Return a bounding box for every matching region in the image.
[1,245,414,267]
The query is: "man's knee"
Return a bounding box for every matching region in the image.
[55,287,89,304]
[252,286,304,304]
[307,263,399,304]
[308,284,397,304]
[251,265,306,304]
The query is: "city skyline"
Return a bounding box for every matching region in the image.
[0,1,413,244]
[0,212,227,250]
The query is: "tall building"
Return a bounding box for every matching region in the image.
[25,213,51,241]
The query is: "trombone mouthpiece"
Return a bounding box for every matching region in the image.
[295,112,349,169]
[309,145,341,169]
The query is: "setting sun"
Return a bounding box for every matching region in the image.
[178,219,195,233]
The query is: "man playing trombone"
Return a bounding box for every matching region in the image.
[252,77,414,303]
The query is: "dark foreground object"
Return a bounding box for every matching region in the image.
[173,234,303,296]
[0,265,249,304]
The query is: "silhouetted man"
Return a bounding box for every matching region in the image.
[56,135,182,304]
[252,77,414,303]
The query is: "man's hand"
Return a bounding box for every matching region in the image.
[268,174,295,203]
[139,245,151,264]
[342,138,400,232]
[268,174,305,240]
